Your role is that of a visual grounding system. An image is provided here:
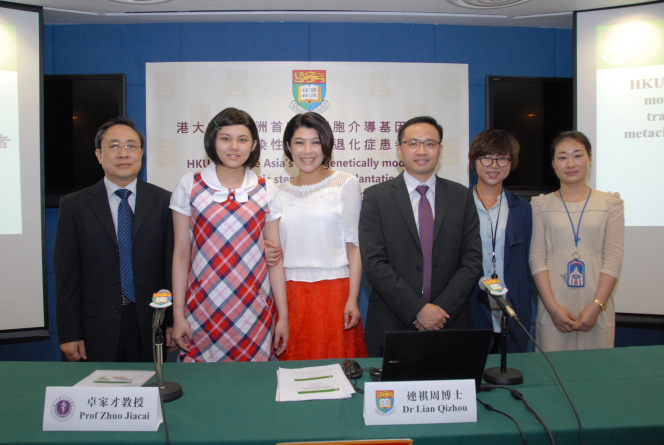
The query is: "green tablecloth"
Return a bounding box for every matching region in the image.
[2,345,663,444]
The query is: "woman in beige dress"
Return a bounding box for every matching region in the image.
[529,131,624,351]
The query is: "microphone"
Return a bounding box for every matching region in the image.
[146,289,182,404]
[478,276,518,321]
[478,276,524,386]
[150,289,172,331]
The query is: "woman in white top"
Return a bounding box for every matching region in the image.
[268,112,368,360]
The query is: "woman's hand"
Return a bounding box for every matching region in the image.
[274,318,289,356]
[164,327,179,352]
[573,303,602,332]
[550,305,577,333]
[264,240,283,267]
[171,318,193,353]
[344,299,361,330]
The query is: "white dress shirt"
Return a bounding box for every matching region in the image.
[403,171,437,233]
[103,177,137,235]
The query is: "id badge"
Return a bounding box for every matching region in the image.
[567,259,585,287]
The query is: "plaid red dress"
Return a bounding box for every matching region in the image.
[181,173,275,362]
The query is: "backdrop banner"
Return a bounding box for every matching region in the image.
[146,61,469,193]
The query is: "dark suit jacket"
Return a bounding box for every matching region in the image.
[54,179,174,362]
[359,173,482,348]
[469,188,534,352]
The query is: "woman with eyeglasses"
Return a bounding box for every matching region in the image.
[530,131,623,351]
[468,130,534,353]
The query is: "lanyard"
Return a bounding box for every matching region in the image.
[475,187,503,276]
[559,188,592,256]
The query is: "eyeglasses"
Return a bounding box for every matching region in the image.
[478,156,511,167]
[102,143,141,152]
[400,139,441,149]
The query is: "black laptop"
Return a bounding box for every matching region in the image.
[371,329,493,389]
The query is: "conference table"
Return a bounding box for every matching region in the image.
[2,345,663,444]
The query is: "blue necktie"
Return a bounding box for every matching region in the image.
[115,189,135,303]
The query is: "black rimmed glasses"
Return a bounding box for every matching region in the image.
[478,156,511,167]
[102,143,141,153]
[400,139,441,149]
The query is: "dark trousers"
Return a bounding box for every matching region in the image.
[115,303,150,362]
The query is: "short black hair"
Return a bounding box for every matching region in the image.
[469,129,520,173]
[397,116,443,145]
[95,117,145,150]
[283,113,334,168]
[550,130,592,160]
[204,108,261,168]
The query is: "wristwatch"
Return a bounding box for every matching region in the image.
[593,298,607,311]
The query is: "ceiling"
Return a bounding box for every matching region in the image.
[8,0,655,28]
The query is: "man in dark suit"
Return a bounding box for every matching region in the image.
[55,117,173,362]
[359,116,482,356]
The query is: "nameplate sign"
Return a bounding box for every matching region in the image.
[363,380,476,426]
[43,387,162,431]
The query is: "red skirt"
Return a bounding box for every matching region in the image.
[279,278,368,361]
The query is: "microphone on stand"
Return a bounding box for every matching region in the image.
[478,277,524,386]
[145,290,183,402]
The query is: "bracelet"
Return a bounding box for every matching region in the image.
[550,304,561,318]
[593,298,607,311]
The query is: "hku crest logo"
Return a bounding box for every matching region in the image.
[375,390,395,416]
[191,104,211,125]
[154,139,177,167]
[369,72,392,99]
[441,138,461,166]
[226,71,250,99]
[601,30,632,65]
[439,73,461,100]
[154,72,177,100]
[289,70,330,114]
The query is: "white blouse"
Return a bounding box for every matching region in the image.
[170,164,281,222]
[278,171,362,282]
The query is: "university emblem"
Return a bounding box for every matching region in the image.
[191,104,211,124]
[439,73,461,100]
[154,139,177,167]
[369,72,392,99]
[51,396,75,422]
[441,138,461,166]
[375,390,395,415]
[601,30,632,64]
[154,72,177,100]
[406,105,426,119]
[225,71,250,99]
[289,70,330,114]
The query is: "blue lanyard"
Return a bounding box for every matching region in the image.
[559,188,592,251]
[475,187,503,275]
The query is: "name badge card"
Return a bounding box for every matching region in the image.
[43,386,162,431]
[363,380,476,426]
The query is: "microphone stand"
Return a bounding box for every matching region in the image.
[483,296,524,385]
[146,313,183,402]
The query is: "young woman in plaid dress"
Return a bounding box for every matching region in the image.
[170,108,288,362]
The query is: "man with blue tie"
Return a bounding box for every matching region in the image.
[359,116,482,357]
[55,117,173,362]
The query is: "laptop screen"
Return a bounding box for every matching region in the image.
[380,329,493,389]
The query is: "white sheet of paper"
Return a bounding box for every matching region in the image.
[277,364,355,402]
[74,370,156,387]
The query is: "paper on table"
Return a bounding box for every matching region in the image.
[277,364,355,402]
[74,370,156,387]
